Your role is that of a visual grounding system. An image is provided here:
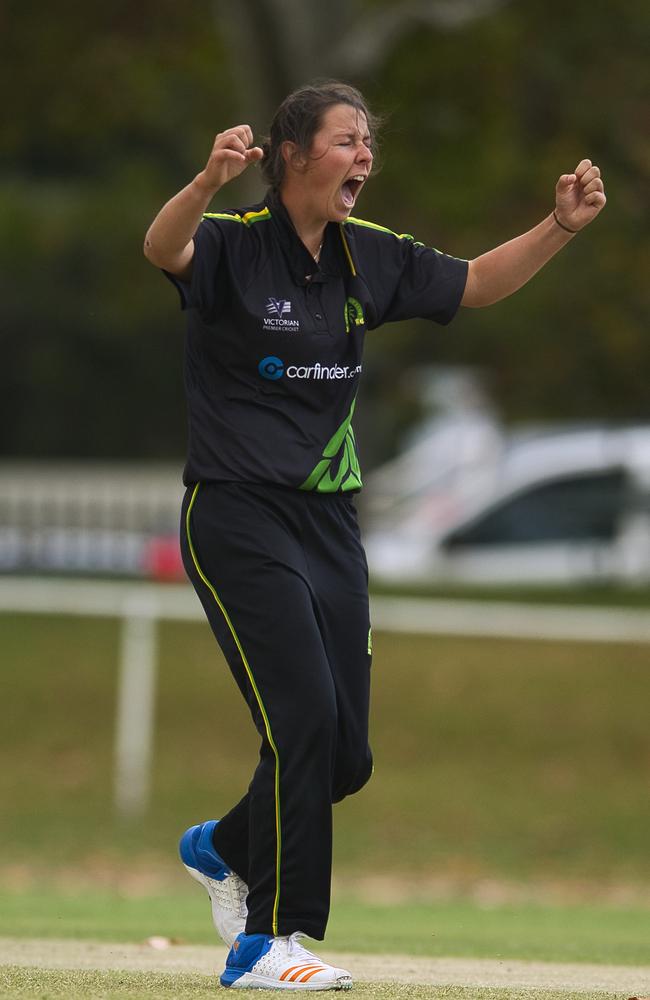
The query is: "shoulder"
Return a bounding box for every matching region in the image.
[343,216,425,248]
[194,200,273,269]
[201,200,272,237]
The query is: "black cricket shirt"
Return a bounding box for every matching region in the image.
[166,189,468,492]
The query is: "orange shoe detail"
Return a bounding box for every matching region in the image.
[297,967,329,982]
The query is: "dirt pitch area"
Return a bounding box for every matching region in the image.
[2,937,649,995]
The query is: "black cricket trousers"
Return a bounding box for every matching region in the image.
[180,481,373,941]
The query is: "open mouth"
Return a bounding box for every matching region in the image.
[341,176,365,209]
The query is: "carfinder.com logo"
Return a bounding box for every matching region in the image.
[258,356,285,380]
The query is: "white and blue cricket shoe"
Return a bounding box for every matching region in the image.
[220,931,353,990]
[179,820,248,947]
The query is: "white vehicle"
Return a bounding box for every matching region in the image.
[362,423,650,586]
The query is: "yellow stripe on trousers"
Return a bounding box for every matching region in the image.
[185,482,282,936]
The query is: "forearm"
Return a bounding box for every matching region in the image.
[143,173,219,270]
[462,212,575,308]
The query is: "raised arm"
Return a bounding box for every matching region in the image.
[143,125,263,280]
[461,159,606,308]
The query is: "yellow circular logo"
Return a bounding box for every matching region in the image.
[344,297,365,334]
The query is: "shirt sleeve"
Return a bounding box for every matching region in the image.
[363,230,469,328]
[162,218,224,319]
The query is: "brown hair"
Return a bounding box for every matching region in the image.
[261,80,380,190]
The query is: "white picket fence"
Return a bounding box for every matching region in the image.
[2,576,649,820]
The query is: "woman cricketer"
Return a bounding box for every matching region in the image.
[144,80,606,990]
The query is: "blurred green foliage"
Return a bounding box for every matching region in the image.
[2,1,649,460]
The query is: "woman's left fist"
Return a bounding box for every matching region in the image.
[555,159,606,232]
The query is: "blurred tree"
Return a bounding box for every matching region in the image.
[211,0,513,118]
[1,0,236,458]
[1,0,648,462]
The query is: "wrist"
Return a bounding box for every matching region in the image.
[192,171,222,200]
[552,209,578,235]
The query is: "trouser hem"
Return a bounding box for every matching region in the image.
[245,918,326,941]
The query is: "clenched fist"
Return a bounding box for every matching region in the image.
[554,158,606,233]
[196,125,264,194]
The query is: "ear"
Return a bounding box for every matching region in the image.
[281,140,307,173]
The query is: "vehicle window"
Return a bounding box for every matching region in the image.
[443,469,627,548]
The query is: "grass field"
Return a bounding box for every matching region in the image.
[2,887,650,965]
[369,582,650,608]
[2,610,650,997]
[2,613,650,885]
[2,888,650,999]
[2,969,639,1000]
[2,892,650,999]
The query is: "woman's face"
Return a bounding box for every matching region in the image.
[286,103,373,222]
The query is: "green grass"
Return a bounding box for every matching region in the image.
[0,969,627,1000]
[1,888,650,966]
[369,581,650,607]
[2,614,650,888]
[328,898,650,964]
[4,608,649,996]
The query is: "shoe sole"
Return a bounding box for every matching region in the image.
[221,970,353,990]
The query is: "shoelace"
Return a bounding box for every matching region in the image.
[230,876,248,909]
[206,872,248,913]
[284,932,320,963]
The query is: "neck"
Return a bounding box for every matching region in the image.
[278,184,326,260]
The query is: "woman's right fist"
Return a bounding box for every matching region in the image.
[197,125,263,192]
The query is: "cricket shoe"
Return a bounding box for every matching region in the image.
[220,931,353,990]
[179,820,247,947]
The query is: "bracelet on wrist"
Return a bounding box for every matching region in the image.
[553,210,578,234]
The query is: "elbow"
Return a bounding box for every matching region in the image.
[143,233,161,266]
[143,239,171,272]
[143,237,193,279]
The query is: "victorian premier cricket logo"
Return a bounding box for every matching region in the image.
[264,297,300,332]
[266,297,291,318]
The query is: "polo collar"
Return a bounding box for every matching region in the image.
[265,189,345,286]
